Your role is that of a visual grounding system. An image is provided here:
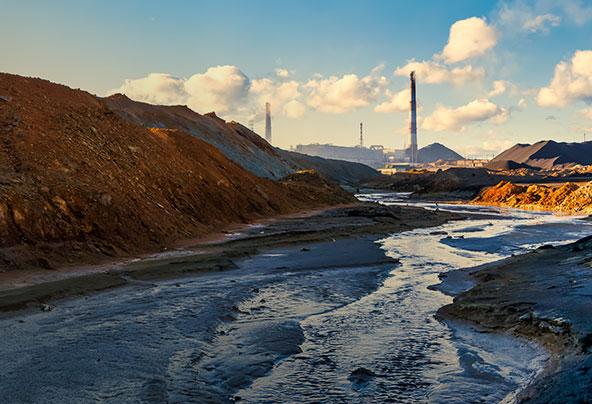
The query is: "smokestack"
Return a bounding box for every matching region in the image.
[265,102,272,144]
[359,122,363,148]
[409,71,418,164]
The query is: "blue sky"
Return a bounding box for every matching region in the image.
[2,0,592,157]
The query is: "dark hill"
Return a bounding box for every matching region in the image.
[417,143,463,163]
[485,159,535,171]
[491,140,592,169]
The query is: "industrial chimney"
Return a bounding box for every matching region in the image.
[408,71,418,164]
[359,122,363,148]
[265,102,272,144]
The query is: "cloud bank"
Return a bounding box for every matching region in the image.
[394,60,485,84]
[537,50,592,107]
[423,99,509,132]
[304,67,388,113]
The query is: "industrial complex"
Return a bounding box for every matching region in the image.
[291,72,468,171]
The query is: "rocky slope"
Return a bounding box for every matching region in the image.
[0,73,356,271]
[472,181,592,213]
[104,94,380,185]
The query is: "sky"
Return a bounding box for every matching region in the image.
[2,0,592,158]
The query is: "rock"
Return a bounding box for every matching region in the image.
[18,132,26,138]
[300,247,310,252]
[538,244,554,250]
[430,231,448,235]
[348,367,376,383]
[99,193,112,207]
[40,304,52,312]
[0,94,12,102]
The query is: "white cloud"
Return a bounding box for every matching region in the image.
[275,68,290,78]
[436,17,499,63]
[109,66,251,114]
[394,60,485,84]
[517,98,527,108]
[486,80,518,97]
[184,65,250,113]
[523,13,561,32]
[251,78,301,101]
[488,80,507,97]
[576,107,592,119]
[305,66,388,113]
[375,88,409,113]
[283,100,306,119]
[108,73,187,105]
[110,65,307,121]
[537,50,592,107]
[423,99,509,132]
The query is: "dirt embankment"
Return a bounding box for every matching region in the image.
[0,73,356,272]
[437,237,592,403]
[473,181,592,214]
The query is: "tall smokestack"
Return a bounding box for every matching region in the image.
[409,71,418,164]
[265,102,272,144]
[359,122,363,148]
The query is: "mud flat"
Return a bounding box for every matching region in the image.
[437,236,592,403]
[0,202,460,314]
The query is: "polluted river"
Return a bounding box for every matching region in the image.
[2,193,592,404]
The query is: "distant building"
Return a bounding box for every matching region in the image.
[294,144,384,168]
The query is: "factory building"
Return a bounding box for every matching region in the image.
[292,71,420,169]
[294,144,385,168]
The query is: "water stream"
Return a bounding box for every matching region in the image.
[1,194,592,403]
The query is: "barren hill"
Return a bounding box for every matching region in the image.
[104,94,380,185]
[0,73,355,270]
[417,142,463,163]
[488,140,592,170]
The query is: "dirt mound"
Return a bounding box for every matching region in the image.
[0,73,355,271]
[473,180,592,213]
[491,140,592,170]
[104,94,380,185]
[417,142,463,163]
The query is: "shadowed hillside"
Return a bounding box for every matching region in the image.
[488,140,592,170]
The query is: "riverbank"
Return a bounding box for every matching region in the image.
[437,235,592,403]
[0,202,461,314]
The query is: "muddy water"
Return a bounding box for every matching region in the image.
[2,195,592,403]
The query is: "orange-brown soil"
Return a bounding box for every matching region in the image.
[0,73,355,271]
[472,180,592,214]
